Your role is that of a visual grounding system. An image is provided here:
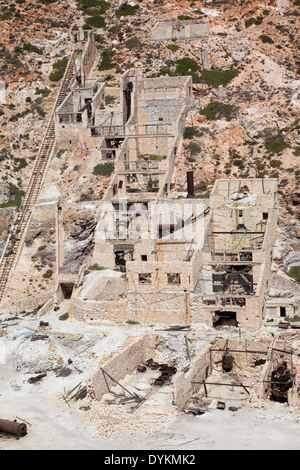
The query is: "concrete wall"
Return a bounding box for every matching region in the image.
[151,20,209,41]
[89,334,158,400]
[173,344,211,409]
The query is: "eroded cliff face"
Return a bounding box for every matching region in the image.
[0,0,299,307]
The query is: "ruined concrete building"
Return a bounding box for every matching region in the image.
[0,30,285,331]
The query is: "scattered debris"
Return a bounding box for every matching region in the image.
[217,401,226,410]
[54,365,72,378]
[28,373,47,384]
[30,334,49,342]
[270,361,293,402]
[229,406,239,412]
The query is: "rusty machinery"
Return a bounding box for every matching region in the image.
[0,419,27,438]
[270,361,293,402]
[222,349,234,372]
[139,359,177,386]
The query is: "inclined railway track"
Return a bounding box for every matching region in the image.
[0,53,77,302]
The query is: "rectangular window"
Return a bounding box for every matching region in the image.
[139,273,151,284]
[141,255,147,261]
[167,273,181,284]
[263,212,268,220]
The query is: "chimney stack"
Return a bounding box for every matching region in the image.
[187,171,195,198]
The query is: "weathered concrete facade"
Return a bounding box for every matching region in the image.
[151,19,210,41]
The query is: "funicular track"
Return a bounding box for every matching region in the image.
[0,53,77,303]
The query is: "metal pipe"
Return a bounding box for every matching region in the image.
[0,419,27,438]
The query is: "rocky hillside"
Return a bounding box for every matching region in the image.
[0,0,299,273]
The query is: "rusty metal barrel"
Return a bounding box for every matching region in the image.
[222,350,234,372]
[0,419,27,438]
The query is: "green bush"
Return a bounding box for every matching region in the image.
[35,87,51,96]
[264,136,290,153]
[287,266,300,282]
[0,183,25,208]
[270,159,282,168]
[85,15,105,28]
[245,17,263,28]
[200,101,233,121]
[187,142,201,156]
[167,44,179,52]
[105,95,116,104]
[23,43,43,55]
[124,37,140,49]
[183,126,202,139]
[59,312,69,321]
[259,35,274,44]
[89,264,106,271]
[94,33,105,43]
[43,269,53,279]
[93,162,114,176]
[175,57,199,75]
[98,49,115,70]
[76,0,109,14]
[49,57,68,82]
[14,157,28,171]
[115,3,139,18]
[149,155,167,160]
[201,69,238,87]
[177,15,192,20]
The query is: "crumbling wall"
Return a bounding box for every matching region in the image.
[151,20,209,41]
[71,296,128,324]
[173,344,211,409]
[89,334,157,400]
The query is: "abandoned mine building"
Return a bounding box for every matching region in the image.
[0,30,291,333]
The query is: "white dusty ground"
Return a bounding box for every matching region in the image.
[1,305,300,451]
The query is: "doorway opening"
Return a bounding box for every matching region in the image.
[59,283,75,300]
[213,311,238,328]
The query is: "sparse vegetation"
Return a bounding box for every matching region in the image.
[245,17,263,28]
[49,57,68,82]
[187,142,201,156]
[59,312,69,321]
[200,101,233,121]
[175,57,200,75]
[76,0,109,14]
[270,159,282,168]
[93,162,114,176]
[85,15,106,28]
[287,266,300,282]
[105,95,116,104]
[264,136,290,154]
[98,49,115,70]
[115,3,139,19]
[1,183,25,208]
[183,126,203,139]
[42,269,53,279]
[149,155,167,161]
[201,69,238,87]
[89,264,106,271]
[124,37,140,49]
[23,43,43,55]
[259,35,274,44]
[167,44,179,52]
